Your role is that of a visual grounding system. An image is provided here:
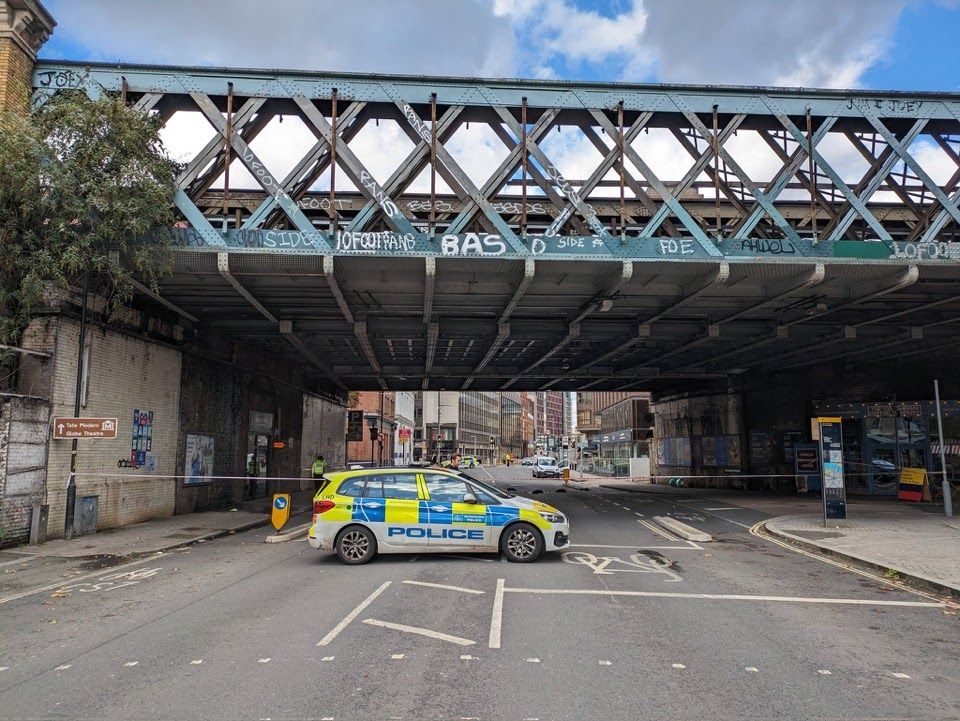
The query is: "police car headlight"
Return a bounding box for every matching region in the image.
[539,512,565,524]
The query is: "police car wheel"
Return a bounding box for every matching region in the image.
[501,523,543,563]
[335,525,377,565]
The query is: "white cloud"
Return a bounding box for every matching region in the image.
[44,0,517,77]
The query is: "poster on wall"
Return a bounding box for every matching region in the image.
[750,431,775,471]
[657,437,691,467]
[701,435,742,469]
[184,434,215,485]
[130,408,154,471]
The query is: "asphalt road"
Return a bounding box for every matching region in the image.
[1,468,958,721]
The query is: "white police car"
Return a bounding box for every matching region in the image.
[308,467,570,564]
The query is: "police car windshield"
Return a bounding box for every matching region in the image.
[459,474,514,499]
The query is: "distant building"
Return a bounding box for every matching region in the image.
[346,391,396,465]
[577,392,653,475]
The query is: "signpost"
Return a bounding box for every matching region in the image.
[816,417,847,524]
[346,410,364,442]
[271,494,291,532]
[53,417,118,439]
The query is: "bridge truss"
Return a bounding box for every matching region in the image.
[30,62,960,391]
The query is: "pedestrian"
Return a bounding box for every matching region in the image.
[505,452,511,467]
[246,453,259,499]
[311,454,327,492]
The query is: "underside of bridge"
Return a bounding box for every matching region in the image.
[161,252,958,393]
[31,61,960,395]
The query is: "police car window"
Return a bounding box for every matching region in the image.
[362,475,386,498]
[424,474,473,503]
[380,474,420,500]
[337,478,366,497]
[465,482,499,505]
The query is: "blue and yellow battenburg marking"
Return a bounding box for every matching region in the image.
[350,499,523,527]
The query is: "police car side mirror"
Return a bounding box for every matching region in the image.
[462,493,480,505]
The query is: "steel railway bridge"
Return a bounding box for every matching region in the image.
[32,61,960,393]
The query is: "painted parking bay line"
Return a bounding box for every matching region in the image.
[501,587,945,608]
[401,580,485,595]
[362,618,476,646]
[317,581,391,647]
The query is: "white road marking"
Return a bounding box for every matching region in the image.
[599,660,612,666]
[891,672,911,679]
[817,669,832,675]
[55,664,71,671]
[190,660,203,665]
[123,661,139,668]
[362,619,476,646]
[0,556,32,568]
[317,581,392,646]
[638,518,682,541]
[568,543,699,551]
[672,663,686,669]
[460,654,477,660]
[489,578,505,650]
[703,507,741,511]
[258,658,271,664]
[391,654,405,660]
[321,656,335,661]
[402,580,485,595]
[448,555,494,563]
[525,658,540,663]
[0,554,164,605]
[502,587,945,607]
[745,667,759,673]
[0,666,8,672]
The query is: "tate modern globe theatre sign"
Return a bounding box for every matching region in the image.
[52,417,119,440]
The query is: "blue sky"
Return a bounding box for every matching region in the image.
[38,0,960,91]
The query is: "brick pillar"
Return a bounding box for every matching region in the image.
[0,0,55,114]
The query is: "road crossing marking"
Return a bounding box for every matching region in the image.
[672,663,686,669]
[257,658,271,664]
[488,578,505,650]
[817,669,832,675]
[317,581,392,646]
[891,672,911,679]
[362,619,476,646]
[321,656,335,661]
[390,654,405,660]
[525,658,540,663]
[599,660,612,666]
[502,586,946,607]
[123,661,139,667]
[402,580,485,595]
[745,667,759,672]
[190,660,203,665]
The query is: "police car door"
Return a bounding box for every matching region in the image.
[361,471,428,550]
[421,473,490,549]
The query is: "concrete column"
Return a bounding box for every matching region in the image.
[0,0,55,113]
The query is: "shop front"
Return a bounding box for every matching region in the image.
[813,400,959,495]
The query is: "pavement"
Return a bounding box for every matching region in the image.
[1,467,958,721]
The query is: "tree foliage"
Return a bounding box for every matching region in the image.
[0,91,181,351]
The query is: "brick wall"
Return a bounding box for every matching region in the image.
[174,353,248,514]
[40,317,182,539]
[0,35,31,113]
[0,396,50,546]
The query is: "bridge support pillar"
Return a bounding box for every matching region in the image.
[0,0,54,113]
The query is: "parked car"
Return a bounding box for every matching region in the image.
[459,455,481,468]
[521,457,535,466]
[532,456,560,478]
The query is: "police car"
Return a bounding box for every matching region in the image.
[308,467,570,564]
